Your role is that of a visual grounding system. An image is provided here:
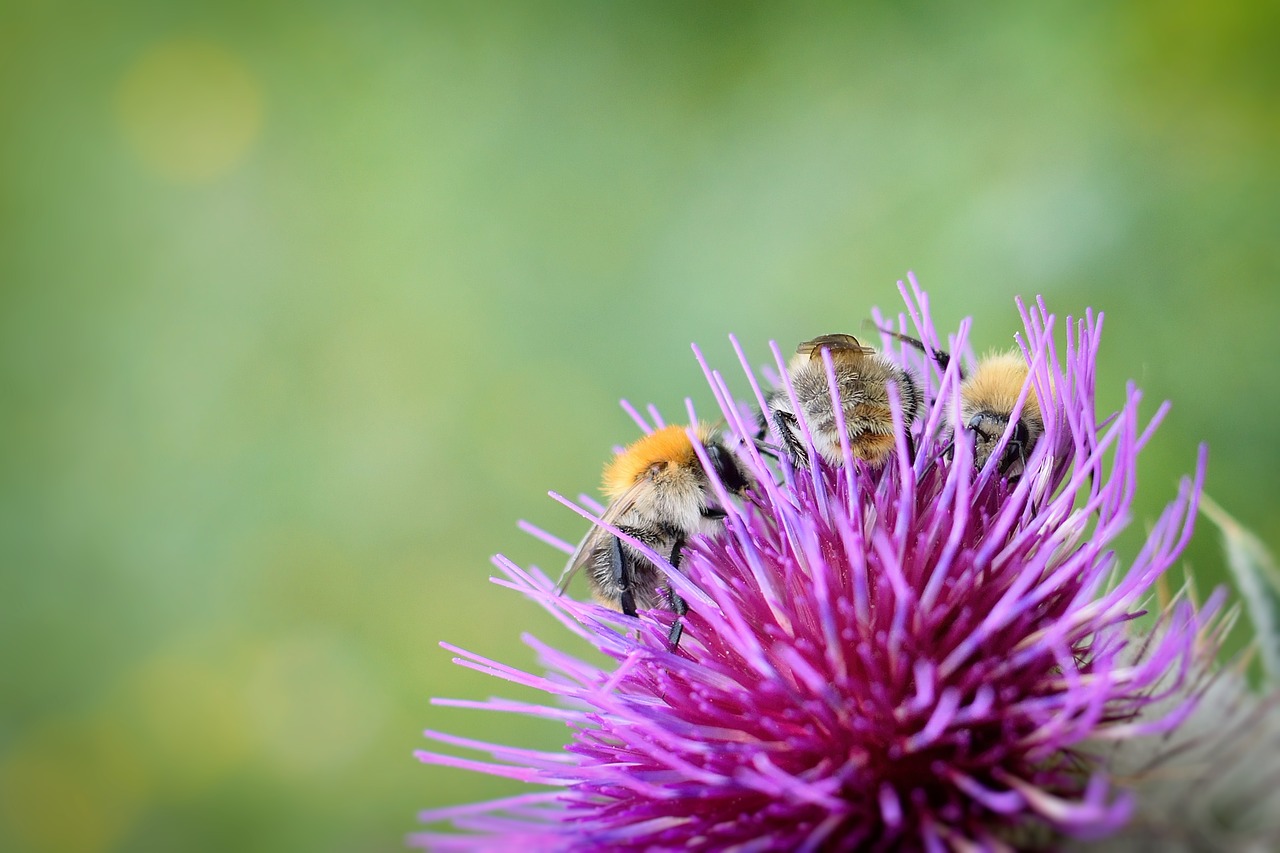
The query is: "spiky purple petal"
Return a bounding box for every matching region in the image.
[414,277,1218,851]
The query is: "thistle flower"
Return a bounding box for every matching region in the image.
[414,279,1217,850]
[1067,498,1280,853]
[1067,659,1280,852]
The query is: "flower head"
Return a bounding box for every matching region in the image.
[1068,619,1280,852]
[414,278,1216,850]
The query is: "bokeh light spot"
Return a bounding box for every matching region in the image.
[126,655,251,793]
[114,38,264,184]
[0,719,147,853]
[246,635,388,779]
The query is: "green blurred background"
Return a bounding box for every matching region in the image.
[2,2,1277,850]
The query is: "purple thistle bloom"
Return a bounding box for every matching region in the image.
[414,278,1217,851]
[1068,653,1280,851]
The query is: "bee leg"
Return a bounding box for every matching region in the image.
[665,533,688,648]
[999,421,1032,478]
[754,407,771,444]
[610,535,638,618]
[753,438,782,459]
[773,410,807,465]
[1001,442,1030,485]
[666,610,685,647]
[744,410,786,471]
[915,436,953,481]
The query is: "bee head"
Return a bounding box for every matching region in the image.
[967,413,1031,475]
[704,441,753,496]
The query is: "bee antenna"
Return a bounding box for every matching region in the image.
[869,320,953,375]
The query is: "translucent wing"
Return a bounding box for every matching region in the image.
[796,333,875,358]
[554,479,651,596]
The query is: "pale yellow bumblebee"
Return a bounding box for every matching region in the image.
[878,328,1044,476]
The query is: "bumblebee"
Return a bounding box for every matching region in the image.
[558,424,752,645]
[877,329,1043,476]
[957,351,1044,475]
[761,334,922,468]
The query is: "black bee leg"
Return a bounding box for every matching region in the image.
[666,604,686,648]
[665,534,688,648]
[773,410,806,465]
[610,535,638,618]
[668,532,686,571]
[914,436,953,482]
[744,408,785,469]
[749,414,782,460]
[1002,442,1028,484]
[754,407,771,445]
[999,421,1032,479]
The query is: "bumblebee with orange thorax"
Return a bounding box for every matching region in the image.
[877,328,1044,476]
[762,334,922,468]
[558,424,752,646]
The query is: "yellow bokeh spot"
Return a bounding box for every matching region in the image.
[0,718,147,853]
[126,655,251,793]
[246,635,388,779]
[115,38,264,184]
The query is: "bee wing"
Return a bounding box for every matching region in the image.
[554,482,649,595]
[797,333,875,358]
[555,524,613,595]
